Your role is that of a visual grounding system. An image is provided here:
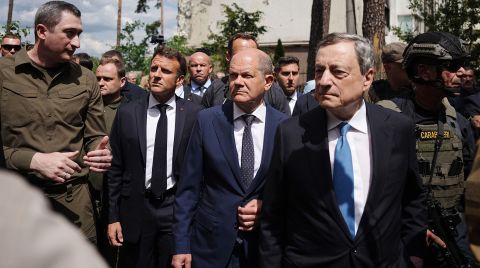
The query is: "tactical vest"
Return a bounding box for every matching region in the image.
[379,98,465,210]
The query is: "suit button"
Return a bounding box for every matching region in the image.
[234,223,238,229]
[352,248,357,254]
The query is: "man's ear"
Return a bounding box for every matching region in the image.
[362,68,375,92]
[36,24,48,40]
[120,77,126,88]
[264,74,274,91]
[176,74,185,87]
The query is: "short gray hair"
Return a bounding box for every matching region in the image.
[317,33,374,75]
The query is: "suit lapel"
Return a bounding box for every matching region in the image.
[355,103,393,240]
[173,96,186,164]
[212,101,242,185]
[135,94,149,165]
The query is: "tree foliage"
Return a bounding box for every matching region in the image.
[202,3,267,70]
[273,39,285,65]
[165,35,195,55]
[0,21,31,44]
[115,20,152,73]
[406,0,480,70]
[135,0,162,13]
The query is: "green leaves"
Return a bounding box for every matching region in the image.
[405,0,480,72]
[202,3,267,70]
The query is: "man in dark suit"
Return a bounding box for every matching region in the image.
[275,56,301,116]
[107,46,202,268]
[259,33,427,267]
[201,33,289,114]
[101,50,148,101]
[171,48,287,268]
[178,51,217,105]
[292,92,318,116]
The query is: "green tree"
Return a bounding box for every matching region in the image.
[202,3,267,70]
[403,0,480,70]
[273,39,285,65]
[0,21,31,42]
[115,20,159,74]
[135,0,161,13]
[165,35,195,55]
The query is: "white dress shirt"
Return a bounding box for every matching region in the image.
[191,79,211,96]
[287,91,298,113]
[326,100,372,234]
[175,85,184,99]
[233,102,266,179]
[145,93,176,190]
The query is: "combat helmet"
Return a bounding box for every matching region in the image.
[403,32,469,93]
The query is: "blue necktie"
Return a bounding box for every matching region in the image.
[333,122,355,238]
[240,114,255,189]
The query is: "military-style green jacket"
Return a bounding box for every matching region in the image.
[0,48,107,181]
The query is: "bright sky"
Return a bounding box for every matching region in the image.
[0,0,178,57]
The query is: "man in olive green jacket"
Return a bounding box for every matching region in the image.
[0,1,111,243]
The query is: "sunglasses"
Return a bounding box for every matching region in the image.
[441,60,465,73]
[1,44,21,51]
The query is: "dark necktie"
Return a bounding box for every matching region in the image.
[333,122,355,238]
[240,114,255,189]
[151,104,168,197]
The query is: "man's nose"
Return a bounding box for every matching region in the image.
[71,35,80,48]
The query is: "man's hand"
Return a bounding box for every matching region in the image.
[172,254,192,268]
[471,115,480,129]
[30,151,82,183]
[237,199,262,231]
[107,222,124,247]
[426,229,446,248]
[83,136,112,172]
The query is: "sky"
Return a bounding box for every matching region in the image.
[0,0,178,57]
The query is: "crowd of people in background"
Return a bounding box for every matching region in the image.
[2,1,480,268]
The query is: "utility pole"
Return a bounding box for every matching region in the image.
[160,0,164,35]
[116,0,122,47]
[7,0,14,32]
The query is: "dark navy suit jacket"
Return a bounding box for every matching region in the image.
[107,94,202,242]
[173,100,287,268]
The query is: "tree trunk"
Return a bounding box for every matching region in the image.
[117,0,122,47]
[362,0,385,78]
[160,0,164,35]
[7,0,14,32]
[307,0,331,80]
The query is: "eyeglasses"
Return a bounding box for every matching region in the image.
[1,44,21,51]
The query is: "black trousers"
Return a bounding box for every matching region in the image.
[119,190,175,268]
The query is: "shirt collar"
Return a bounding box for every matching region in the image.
[14,48,72,75]
[175,85,184,98]
[288,91,298,101]
[233,101,266,123]
[191,79,211,91]
[148,92,176,110]
[326,100,368,134]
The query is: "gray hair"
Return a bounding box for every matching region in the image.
[34,1,81,39]
[317,32,374,75]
